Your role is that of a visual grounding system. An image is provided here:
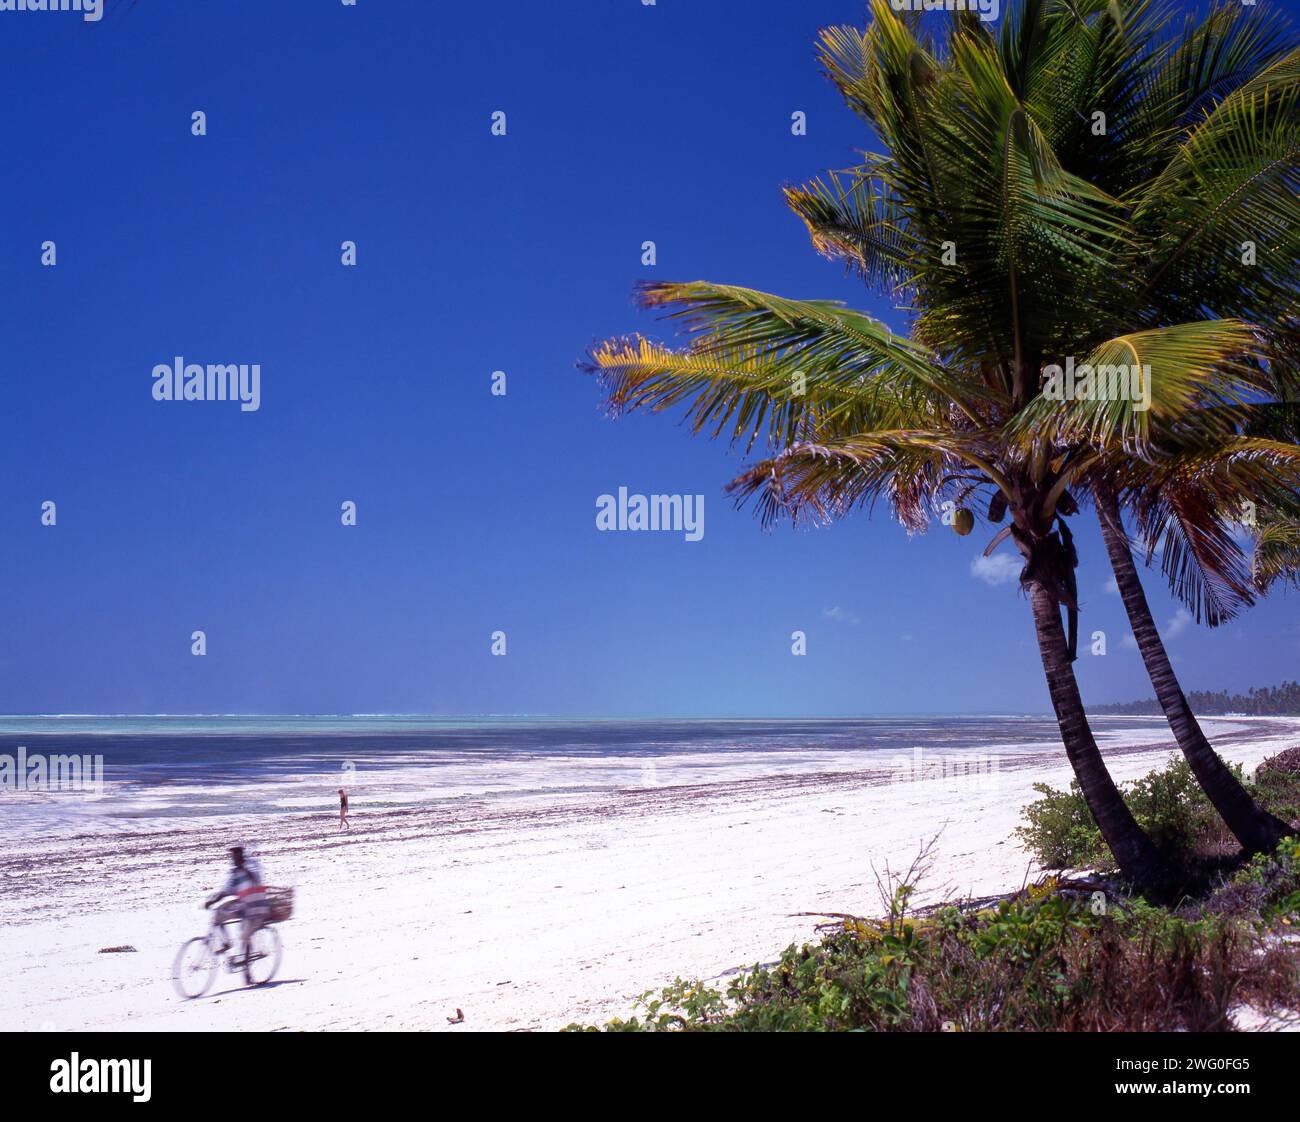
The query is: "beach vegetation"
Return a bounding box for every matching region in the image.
[1016,755,1300,872]
[568,891,1300,1032]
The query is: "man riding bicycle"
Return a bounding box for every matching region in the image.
[204,846,269,981]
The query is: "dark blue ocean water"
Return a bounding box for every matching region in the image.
[0,714,1191,836]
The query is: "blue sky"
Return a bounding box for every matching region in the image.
[1,0,1296,716]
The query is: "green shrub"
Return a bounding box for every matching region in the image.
[1014,756,1282,871]
[1219,835,1300,923]
[1014,781,1106,867]
[1252,766,1300,831]
[1126,757,1224,851]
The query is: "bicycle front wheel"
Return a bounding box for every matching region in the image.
[244,925,282,986]
[173,937,217,999]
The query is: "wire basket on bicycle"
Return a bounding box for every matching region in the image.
[263,886,294,924]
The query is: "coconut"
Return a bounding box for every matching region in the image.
[953,508,975,536]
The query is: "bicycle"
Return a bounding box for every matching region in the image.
[172,886,293,999]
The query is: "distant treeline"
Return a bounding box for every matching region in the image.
[1095,681,1300,716]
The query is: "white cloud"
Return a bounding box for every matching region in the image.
[1121,633,1139,651]
[970,553,1022,587]
[1103,577,1119,596]
[822,605,860,626]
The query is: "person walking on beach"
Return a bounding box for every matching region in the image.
[338,787,350,832]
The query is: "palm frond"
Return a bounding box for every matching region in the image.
[1252,517,1300,591]
[1008,320,1270,451]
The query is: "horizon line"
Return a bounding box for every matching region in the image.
[0,710,1166,721]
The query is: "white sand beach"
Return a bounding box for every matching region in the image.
[3,716,1297,1033]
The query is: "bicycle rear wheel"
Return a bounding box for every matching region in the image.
[244,925,282,986]
[173,937,217,999]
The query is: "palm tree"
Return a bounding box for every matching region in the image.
[965,0,1300,854]
[782,0,1300,855]
[1092,476,1291,853]
[581,1,1300,887]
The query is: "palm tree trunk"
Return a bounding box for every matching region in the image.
[1028,577,1170,887]
[1094,484,1290,854]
